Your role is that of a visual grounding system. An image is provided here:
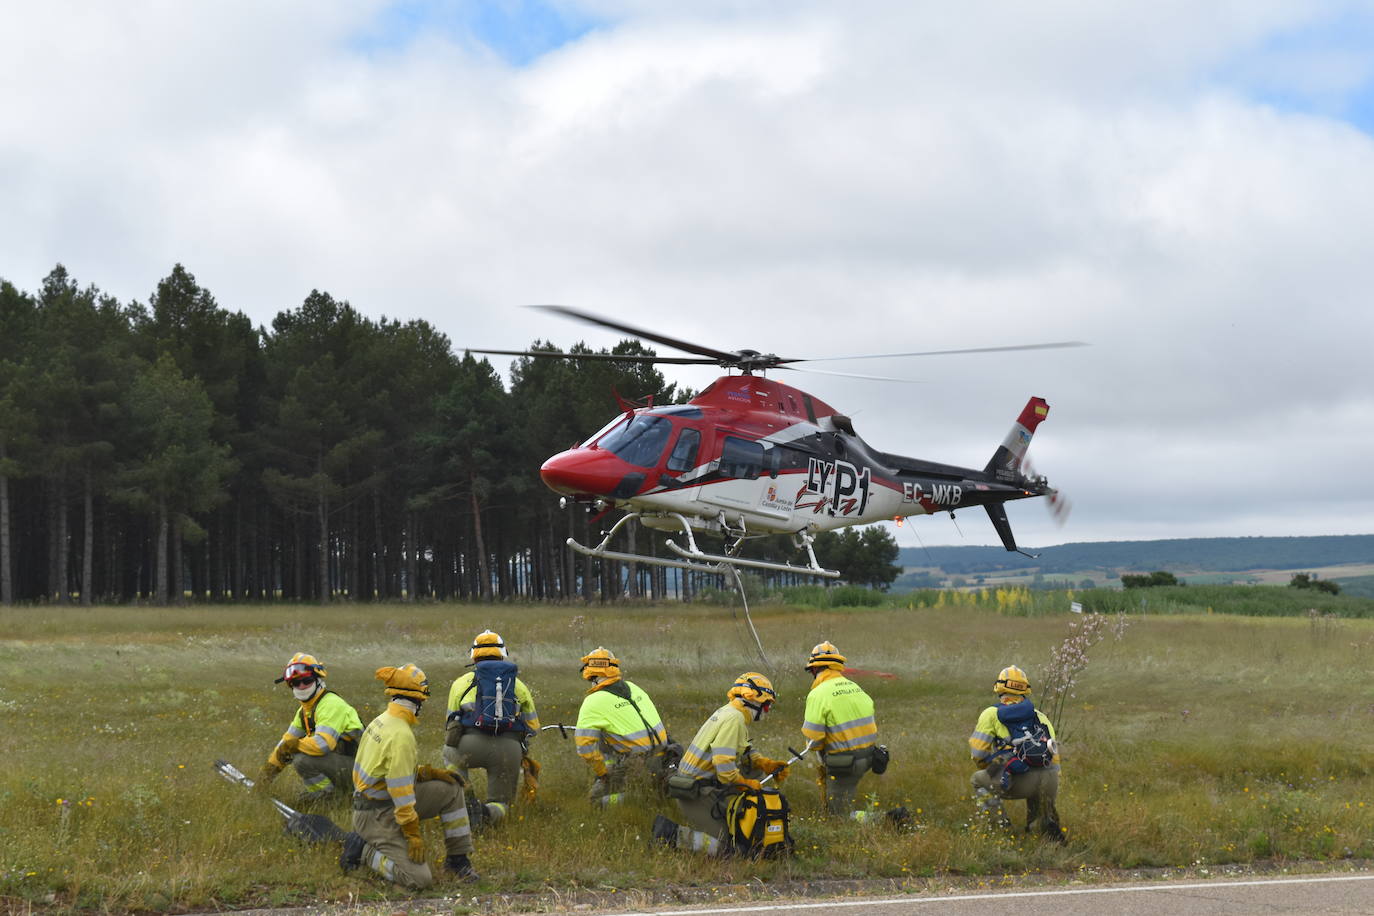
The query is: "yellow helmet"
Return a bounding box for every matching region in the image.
[806,641,846,672]
[580,647,620,681]
[995,665,1031,697]
[376,663,431,701]
[471,630,507,662]
[728,672,777,707]
[275,652,327,684]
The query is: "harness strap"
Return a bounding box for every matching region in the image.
[602,680,663,747]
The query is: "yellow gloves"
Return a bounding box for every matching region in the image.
[267,736,300,771]
[400,819,425,863]
[258,759,283,785]
[752,754,786,773]
[770,766,789,784]
[416,765,456,784]
[735,777,763,791]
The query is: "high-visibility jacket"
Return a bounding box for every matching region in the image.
[968,699,1060,768]
[574,678,667,776]
[447,671,541,734]
[802,669,878,754]
[352,702,421,828]
[678,700,754,786]
[277,690,363,757]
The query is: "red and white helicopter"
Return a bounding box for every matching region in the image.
[476,306,1081,579]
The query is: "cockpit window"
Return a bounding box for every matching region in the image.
[598,415,672,468]
[582,415,629,448]
[720,436,765,479]
[666,427,701,472]
[648,405,704,418]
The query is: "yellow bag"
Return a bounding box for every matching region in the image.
[724,787,791,858]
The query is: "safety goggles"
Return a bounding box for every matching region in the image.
[287,675,317,690]
[276,662,319,684]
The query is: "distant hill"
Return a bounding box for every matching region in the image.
[897,534,1374,576]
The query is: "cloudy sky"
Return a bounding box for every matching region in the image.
[4,0,1373,549]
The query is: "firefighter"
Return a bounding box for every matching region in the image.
[968,665,1065,841]
[339,664,478,888]
[574,647,678,806]
[801,641,886,820]
[258,652,363,803]
[652,672,787,855]
[443,630,540,824]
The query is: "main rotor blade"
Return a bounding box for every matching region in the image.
[528,305,744,364]
[799,341,1088,362]
[779,366,922,383]
[462,348,715,365]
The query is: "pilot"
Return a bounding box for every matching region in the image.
[968,665,1065,841]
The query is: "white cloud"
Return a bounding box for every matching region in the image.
[2,0,1371,544]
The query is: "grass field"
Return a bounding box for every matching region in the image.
[3,594,1374,913]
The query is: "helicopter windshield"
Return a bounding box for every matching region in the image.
[597,415,672,468]
[582,415,629,448]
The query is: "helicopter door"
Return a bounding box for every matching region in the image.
[699,434,790,522]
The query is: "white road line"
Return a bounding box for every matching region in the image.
[601,873,1374,916]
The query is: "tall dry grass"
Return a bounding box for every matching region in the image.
[2,599,1372,911]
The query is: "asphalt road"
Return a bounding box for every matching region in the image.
[595,873,1374,916]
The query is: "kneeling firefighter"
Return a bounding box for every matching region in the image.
[968,665,1065,841]
[444,630,541,824]
[653,672,789,855]
[802,641,893,821]
[340,664,478,889]
[258,652,363,803]
[574,647,678,806]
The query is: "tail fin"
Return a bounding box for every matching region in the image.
[984,397,1049,483]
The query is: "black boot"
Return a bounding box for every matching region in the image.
[1025,797,1041,834]
[338,831,365,873]
[444,853,479,881]
[651,814,679,848]
[467,796,489,831]
[886,806,912,829]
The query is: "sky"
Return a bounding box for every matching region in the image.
[3,0,1373,550]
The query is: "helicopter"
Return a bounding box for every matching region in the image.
[473,306,1082,580]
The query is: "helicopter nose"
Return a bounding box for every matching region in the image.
[540,448,633,498]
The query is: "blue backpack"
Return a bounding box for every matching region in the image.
[996,699,1054,773]
[458,660,525,734]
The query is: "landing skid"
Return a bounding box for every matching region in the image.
[566,511,841,579]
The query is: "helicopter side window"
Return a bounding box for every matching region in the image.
[599,415,672,468]
[720,436,764,479]
[666,427,701,472]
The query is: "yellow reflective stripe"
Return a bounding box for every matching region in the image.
[713,754,739,778]
[352,760,387,798]
[441,803,471,840]
[385,774,415,803]
[678,744,713,778]
[392,801,418,826]
[827,733,877,751]
[574,729,604,758]
[523,710,541,730]
[366,848,395,881]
